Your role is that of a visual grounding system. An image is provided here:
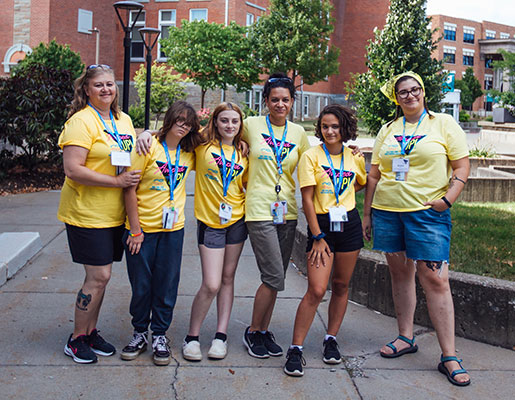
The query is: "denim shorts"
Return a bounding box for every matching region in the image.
[371,208,452,262]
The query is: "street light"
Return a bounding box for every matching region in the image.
[113,1,144,113]
[139,27,161,130]
[88,27,100,65]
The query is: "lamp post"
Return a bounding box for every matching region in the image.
[139,27,161,130]
[113,1,144,113]
[88,27,100,65]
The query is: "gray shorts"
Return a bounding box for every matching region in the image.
[197,218,248,249]
[246,220,297,291]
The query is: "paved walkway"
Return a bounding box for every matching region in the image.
[0,186,514,399]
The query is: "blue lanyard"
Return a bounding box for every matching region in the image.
[322,143,344,205]
[219,142,237,198]
[162,141,181,203]
[401,110,426,156]
[265,115,288,175]
[88,103,124,150]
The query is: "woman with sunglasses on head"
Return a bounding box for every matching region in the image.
[120,101,202,366]
[284,105,366,377]
[182,103,248,362]
[362,72,471,386]
[58,64,141,364]
[242,72,311,359]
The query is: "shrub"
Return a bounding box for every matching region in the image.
[128,104,145,129]
[485,115,493,122]
[459,110,470,122]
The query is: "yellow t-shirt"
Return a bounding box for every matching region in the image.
[194,142,248,229]
[126,139,195,233]
[299,145,366,214]
[371,112,468,212]
[57,107,136,228]
[243,116,310,221]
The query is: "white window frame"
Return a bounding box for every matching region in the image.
[485,29,496,39]
[303,95,309,117]
[245,90,253,109]
[253,90,262,114]
[246,13,254,26]
[130,10,146,61]
[500,32,509,39]
[158,10,176,61]
[463,48,475,56]
[190,9,208,22]
[77,9,93,34]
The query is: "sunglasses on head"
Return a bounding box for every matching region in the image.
[87,64,112,70]
[268,77,292,84]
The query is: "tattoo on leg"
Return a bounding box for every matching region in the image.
[76,289,92,311]
[422,260,443,272]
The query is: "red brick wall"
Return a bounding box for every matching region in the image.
[0,0,14,76]
[30,0,50,47]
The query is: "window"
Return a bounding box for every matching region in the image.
[484,74,493,90]
[463,26,475,43]
[303,95,309,117]
[253,90,262,114]
[158,10,176,60]
[443,23,456,41]
[500,32,510,39]
[245,90,252,109]
[443,46,456,64]
[130,11,145,60]
[190,9,207,22]
[463,49,474,66]
[485,30,496,40]
[77,9,93,34]
[485,56,494,68]
[246,13,254,26]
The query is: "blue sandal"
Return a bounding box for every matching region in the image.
[438,355,471,387]
[380,335,418,358]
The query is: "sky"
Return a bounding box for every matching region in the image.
[426,0,514,26]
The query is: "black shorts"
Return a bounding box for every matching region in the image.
[197,218,248,249]
[65,224,125,266]
[306,208,364,253]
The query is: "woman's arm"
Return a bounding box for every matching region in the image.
[424,156,470,211]
[362,164,381,241]
[124,185,144,255]
[63,145,141,188]
[302,185,332,268]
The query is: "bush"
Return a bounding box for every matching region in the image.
[0,64,74,170]
[485,115,493,122]
[241,105,259,118]
[459,110,470,122]
[128,104,145,129]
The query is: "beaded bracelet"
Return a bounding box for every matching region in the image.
[129,231,143,237]
[312,232,326,241]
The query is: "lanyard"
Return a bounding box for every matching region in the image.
[162,141,181,203]
[88,103,124,151]
[400,110,426,156]
[265,115,288,175]
[322,143,345,205]
[219,142,236,198]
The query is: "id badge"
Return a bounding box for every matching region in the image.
[162,206,178,230]
[111,151,131,167]
[392,158,409,182]
[271,201,288,225]
[219,202,233,225]
[329,206,347,232]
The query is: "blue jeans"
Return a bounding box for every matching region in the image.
[123,229,184,335]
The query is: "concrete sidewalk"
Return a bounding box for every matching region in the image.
[0,187,514,400]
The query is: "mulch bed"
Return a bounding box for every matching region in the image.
[0,165,64,196]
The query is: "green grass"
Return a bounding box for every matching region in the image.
[354,192,515,281]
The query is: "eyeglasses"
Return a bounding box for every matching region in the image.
[268,77,292,84]
[396,87,423,99]
[176,118,192,129]
[87,64,112,70]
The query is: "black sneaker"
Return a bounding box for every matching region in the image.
[323,337,342,364]
[243,326,269,358]
[284,347,305,377]
[152,335,171,366]
[64,334,98,364]
[121,331,148,361]
[88,329,116,356]
[263,330,283,356]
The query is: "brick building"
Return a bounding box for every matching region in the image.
[1,0,390,118]
[429,14,515,113]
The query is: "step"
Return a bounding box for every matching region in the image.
[0,232,42,285]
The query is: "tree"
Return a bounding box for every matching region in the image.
[0,64,74,169]
[492,49,515,90]
[15,39,84,80]
[455,68,483,110]
[134,62,189,128]
[348,0,444,135]
[161,21,260,108]
[249,0,339,87]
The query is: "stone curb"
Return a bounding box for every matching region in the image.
[0,232,42,286]
[292,213,515,349]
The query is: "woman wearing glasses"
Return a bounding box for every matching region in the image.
[58,64,141,364]
[362,72,471,386]
[242,73,310,359]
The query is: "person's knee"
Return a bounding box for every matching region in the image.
[331,280,349,297]
[202,281,221,298]
[88,269,111,289]
[417,261,449,292]
[306,285,326,304]
[221,272,235,287]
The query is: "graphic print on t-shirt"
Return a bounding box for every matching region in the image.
[155,161,188,190]
[321,165,355,196]
[261,133,296,162]
[210,152,244,183]
[106,132,134,152]
[393,134,426,155]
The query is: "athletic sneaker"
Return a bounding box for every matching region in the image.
[182,339,202,361]
[263,330,283,356]
[243,326,269,358]
[88,329,116,356]
[207,338,227,360]
[64,334,98,364]
[284,347,305,377]
[121,331,148,361]
[322,337,342,364]
[152,335,171,366]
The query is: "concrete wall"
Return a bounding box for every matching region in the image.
[460,177,514,202]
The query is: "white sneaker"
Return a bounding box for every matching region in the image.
[182,340,202,361]
[207,339,227,360]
